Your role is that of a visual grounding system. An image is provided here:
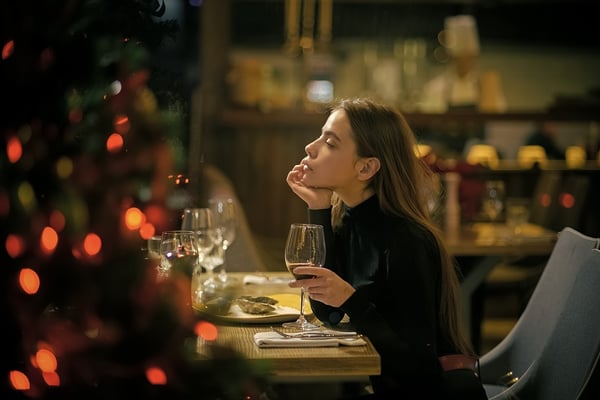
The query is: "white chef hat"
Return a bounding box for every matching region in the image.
[443,15,480,56]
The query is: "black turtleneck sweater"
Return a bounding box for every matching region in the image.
[308,195,456,397]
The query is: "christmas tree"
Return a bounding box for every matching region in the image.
[1,1,266,398]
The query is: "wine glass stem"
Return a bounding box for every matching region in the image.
[299,288,307,323]
[218,245,228,280]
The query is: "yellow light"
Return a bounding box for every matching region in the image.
[55,156,73,179]
[17,181,36,212]
[124,207,145,230]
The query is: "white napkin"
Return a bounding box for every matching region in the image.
[253,331,366,348]
[243,274,293,285]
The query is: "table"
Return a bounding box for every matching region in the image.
[445,222,558,343]
[205,325,381,382]
[196,272,381,383]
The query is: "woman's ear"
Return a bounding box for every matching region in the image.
[357,157,380,181]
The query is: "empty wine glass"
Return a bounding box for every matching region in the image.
[208,196,237,281]
[282,223,326,331]
[159,230,199,279]
[181,208,218,272]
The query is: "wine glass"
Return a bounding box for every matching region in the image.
[208,196,237,281]
[159,230,199,280]
[282,223,326,330]
[181,208,218,274]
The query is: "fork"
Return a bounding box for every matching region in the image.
[270,326,363,340]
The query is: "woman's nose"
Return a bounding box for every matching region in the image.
[305,141,315,157]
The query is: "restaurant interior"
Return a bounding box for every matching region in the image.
[180,0,600,351]
[2,0,599,398]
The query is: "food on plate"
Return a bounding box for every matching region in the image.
[236,296,279,314]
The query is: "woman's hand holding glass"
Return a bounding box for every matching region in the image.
[282,223,326,331]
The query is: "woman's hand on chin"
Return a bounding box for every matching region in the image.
[286,164,332,209]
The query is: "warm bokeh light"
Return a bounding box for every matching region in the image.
[9,370,30,391]
[124,207,145,230]
[17,181,36,212]
[36,348,58,372]
[40,226,59,254]
[2,39,15,60]
[114,114,130,134]
[19,268,40,295]
[7,135,23,163]
[539,193,552,208]
[559,192,575,209]
[83,233,102,256]
[145,366,167,385]
[139,222,156,240]
[49,210,66,231]
[55,156,74,179]
[42,371,60,386]
[6,234,26,258]
[194,321,218,341]
[145,204,168,229]
[106,133,124,153]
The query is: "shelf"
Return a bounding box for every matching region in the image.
[219,108,600,129]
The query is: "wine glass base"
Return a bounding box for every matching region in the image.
[282,319,320,331]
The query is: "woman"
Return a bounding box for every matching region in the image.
[286,98,486,399]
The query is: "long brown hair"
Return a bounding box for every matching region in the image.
[329,98,474,356]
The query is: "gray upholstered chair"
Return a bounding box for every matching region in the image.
[479,227,600,399]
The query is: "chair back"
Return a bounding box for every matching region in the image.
[479,227,600,398]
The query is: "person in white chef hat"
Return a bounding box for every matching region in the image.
[421,15,505,113]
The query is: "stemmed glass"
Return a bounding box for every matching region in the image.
[282,223,326,330]
[181,208,219,277]
[159,230,199,280]
[208,196,237,281]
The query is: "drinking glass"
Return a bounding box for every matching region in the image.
[282,223,326,330]
[506,197,531,237]
[208,196,237,281]
[181,208,218,274]
[481,180,505,222]
[145,235,162,268]
[159,230,199,279]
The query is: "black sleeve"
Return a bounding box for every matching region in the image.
[341,230,443,387]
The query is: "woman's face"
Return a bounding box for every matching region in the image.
[300,109,363,191]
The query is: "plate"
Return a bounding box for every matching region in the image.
[194,293,312,324]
